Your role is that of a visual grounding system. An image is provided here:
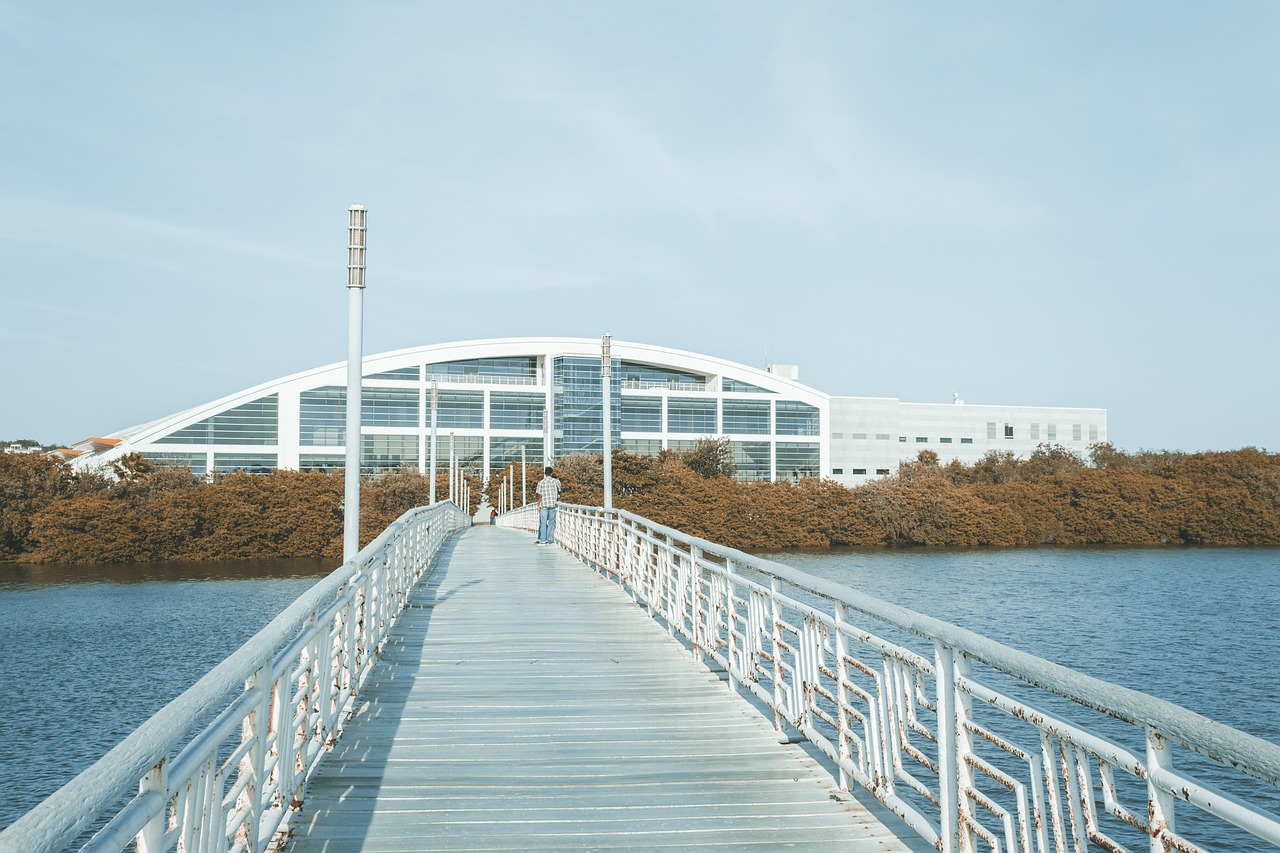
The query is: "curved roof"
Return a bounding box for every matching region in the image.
[91,337,826,456]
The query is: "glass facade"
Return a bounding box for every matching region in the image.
[437,390,483,429]
[667,398,716,434]
[435,435,484,474]
[722,400,770,434]
[776,443,820,479]
[490,392,544,430]
[620,362,706,390]
[489,436,544,472]
[775,401,820,436]
[722,377,772,393]
[731,441,771,481]
[363,388,419,428]
[361,435,418,475]
[427,357,538,382]
[213,453,276,473]
[145,451,207,476]
[300,387,345,446]
[157,395,278,446]
[621,396,661,432]
[365,366,420,380]
[622,438,662,456]
[299,454,344,472]
[552,356,620,456]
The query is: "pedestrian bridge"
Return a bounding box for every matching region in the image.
[4,503,1280,852]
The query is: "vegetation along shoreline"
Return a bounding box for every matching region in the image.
[1,440,1277,566]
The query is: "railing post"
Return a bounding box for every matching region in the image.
[1147,731,1176,852]
[135,763,166,853]
[935,642,961,853]
[834,602,850,790]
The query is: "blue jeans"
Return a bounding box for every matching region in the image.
[538,506,557,543]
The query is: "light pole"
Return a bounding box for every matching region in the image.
[429,381,438,504]
[343,205,366,562]
[449,432,456,504]
[521,444,527,506]
[601,331,613,511]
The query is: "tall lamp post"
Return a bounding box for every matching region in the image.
[429,381,438,504]
[601,331,613,511]
[343,205,366,562]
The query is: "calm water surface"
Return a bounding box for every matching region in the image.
[0,558,333,833]
[2,548,1277,845]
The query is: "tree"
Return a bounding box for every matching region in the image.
[679,437,736,479]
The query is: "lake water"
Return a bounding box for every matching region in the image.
[1,548,1277,846]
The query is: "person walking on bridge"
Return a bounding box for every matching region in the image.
[535,466,561,545]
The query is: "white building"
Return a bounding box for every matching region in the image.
[62,337,1106,486]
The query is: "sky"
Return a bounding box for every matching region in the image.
[1,2,1277,452]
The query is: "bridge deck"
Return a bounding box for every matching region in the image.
[285,525,916,851]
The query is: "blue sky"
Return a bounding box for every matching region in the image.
[2,3,1277,452]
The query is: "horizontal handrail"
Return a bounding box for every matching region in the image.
[1,502,470,853]
[554,503,1280,853]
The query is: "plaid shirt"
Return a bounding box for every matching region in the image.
[536,476,561,508]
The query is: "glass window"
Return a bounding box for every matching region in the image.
[1073,424,1082,442]
[1089,425,1098,442]
[489,436,544,474]
[960,438,974,444]
[667,398,716,434]
[899,436,907,443]
[852,468,867,475]
[940,437,952,444]
[916,437,928,443]
[775,401,819,436]
[832,468,844,475]
[722,377,772,393]
[987,422,997,440]
[299,454,343,472]
[667,439,699,453]
[831,432,844,440]
[144,451,207,477]
[553,356,621,455]
[731,441,770,481]
[876,433,890,441]
[776,443,820,479]
[490,392,544,430]
[158,395,278,446]
[622,438,662,456]
[363,388,418,428]
[876,468,890,475]
[213,453,276,473]
[722,400,769,434]
[438,390,483,429]
[426,357,538,383]
[1031,423,1040,440]
[431,435,484,476]
[852,432,867,440]
[1005,424,1014,439]
[300,387,345,446]
[365,366,420,380]
[621,396,661,432]
[1047,424,1057,441]
[620,362,706,390]
[360,435,418,475]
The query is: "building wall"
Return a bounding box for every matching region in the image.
[827,397,1108,487]
[69,337,1105,485]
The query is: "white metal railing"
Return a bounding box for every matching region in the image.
[1,502,470,853]
[496,502,539,533]
[554,504,1280,853]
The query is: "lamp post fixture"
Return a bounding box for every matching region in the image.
[343,205,366,562]
[601,332,613,511]
[429,381,438,504]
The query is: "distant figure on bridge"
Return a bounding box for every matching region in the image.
[535,466,561,545]
[489,507,497,525]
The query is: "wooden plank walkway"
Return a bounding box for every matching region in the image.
[284,525,918,852]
